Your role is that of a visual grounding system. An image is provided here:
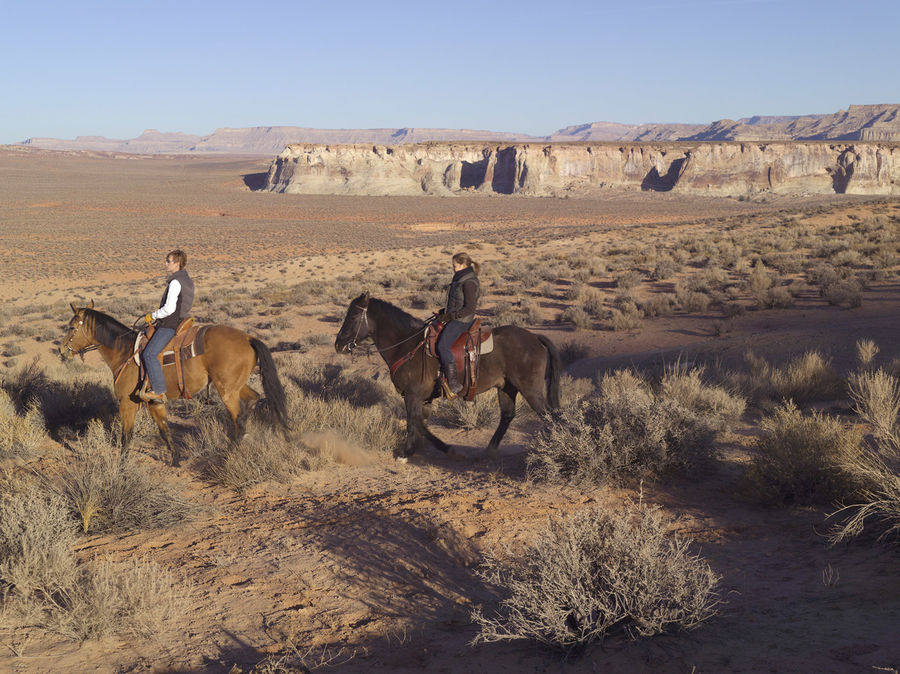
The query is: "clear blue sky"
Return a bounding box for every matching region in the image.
[2,0,898,144]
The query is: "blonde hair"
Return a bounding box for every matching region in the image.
[452,252,480,275]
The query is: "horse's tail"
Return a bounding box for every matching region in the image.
[250,338,289,429]
[538,335,561,410]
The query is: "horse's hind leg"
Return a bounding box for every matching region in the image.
[487,383,518,457]
[146,402,178,466]
[220,390,246,442]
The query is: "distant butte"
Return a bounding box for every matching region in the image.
[13,104,900,155]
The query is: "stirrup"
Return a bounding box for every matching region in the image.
[440,378,458,400]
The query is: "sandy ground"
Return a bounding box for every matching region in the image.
[1,148,899,673]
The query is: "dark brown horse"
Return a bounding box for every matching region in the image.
[335,293,560,459]
[61,302,288,466]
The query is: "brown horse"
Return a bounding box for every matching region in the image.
[335,293,560,459]
[61,302,288,466]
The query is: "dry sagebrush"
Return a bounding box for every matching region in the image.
[744,401,863,506]
[0,475,181,642]
[472,502,721,655]
[528,367,744,486]
[828,368,900,543]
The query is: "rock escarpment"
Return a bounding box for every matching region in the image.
[265,141,900,197]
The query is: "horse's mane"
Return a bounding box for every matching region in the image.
[368,297,425,334]
[85,308,136,348]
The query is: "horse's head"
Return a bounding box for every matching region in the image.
[335,292,371,354]
[60,300,95,360]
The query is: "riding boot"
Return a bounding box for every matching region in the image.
[444,361,463,396]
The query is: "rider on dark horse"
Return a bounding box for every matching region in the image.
[140,249,194,402]
[436,252,480,396]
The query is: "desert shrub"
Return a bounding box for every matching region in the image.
[823,278,863,308]
[41,556,181,642]
[733,350,844,405]
[2,343,25,358]
[744,401,863,506]
[745,261,774,307]
[675,288,711,314]
[561,306,592,331]
[650,257,678,280]
[528,368,743,485]
[0,474,181,642]
[581,289,605,318]
[563,282,585,302]
[614,270,642,290]
[471,502,720,654]
[58,422,198,533]
[640,293,676,318]
[721,301,745,318]
[203,418,326,491]
[433,394,499,430]
[848,368,900,448]
[0,474,78,596]
[602,305,643,332]
[196,372,401,489]
[856,338,880,370]
[0,388,46,459]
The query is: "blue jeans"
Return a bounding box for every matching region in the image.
[436,319,473,371]
[142,326,175,394]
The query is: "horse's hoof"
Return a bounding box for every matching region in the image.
[394,455,409,464]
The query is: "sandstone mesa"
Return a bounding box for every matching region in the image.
[265,141,900,197]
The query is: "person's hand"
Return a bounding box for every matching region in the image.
[144,313,153,325]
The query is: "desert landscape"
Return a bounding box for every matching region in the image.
[1,146,899,673]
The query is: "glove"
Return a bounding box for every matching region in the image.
[144,313,153,325]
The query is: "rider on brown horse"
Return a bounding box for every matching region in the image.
[141,249,194,402]
[436,252,480,395]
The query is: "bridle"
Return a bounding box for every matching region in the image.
[343,304,371,354]
[61,315,99,360]
[343,302,432,375]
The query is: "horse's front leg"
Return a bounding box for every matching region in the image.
[119,397,138,456]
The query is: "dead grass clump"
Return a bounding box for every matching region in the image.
[735,351,845,405]
[561,306,592,331]
[828,368,900,544]
[744,401,863,506]
[528,368,743,486]
[0,475,181,642]
[203,391,399,489]
[205,419,324,491]
[433,395,499,430]
[0,388,46,459]
[58,422,198,533]
[471,502,721,655]
[0,473,78,596]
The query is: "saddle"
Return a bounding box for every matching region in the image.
[130,318,208,399]
[427,318,494,401]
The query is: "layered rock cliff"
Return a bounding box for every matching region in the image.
[265,141,900,197]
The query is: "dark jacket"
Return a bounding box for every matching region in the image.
[445,267,479,323]
[157,269,194,330]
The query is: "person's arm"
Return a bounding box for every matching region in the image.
[152,279,182,320]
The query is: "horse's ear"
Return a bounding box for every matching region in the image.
[88,299,94,309]
[70,302,78,314]
[361,291,370,305]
